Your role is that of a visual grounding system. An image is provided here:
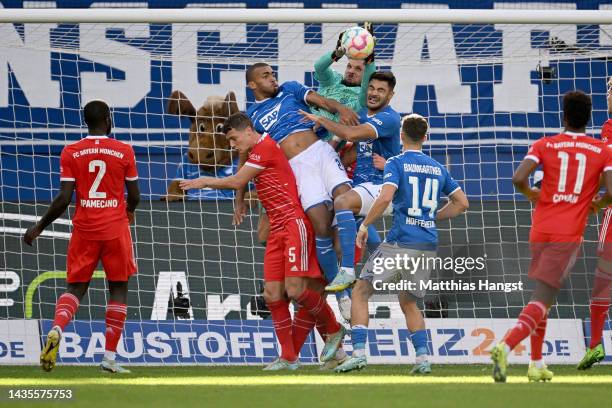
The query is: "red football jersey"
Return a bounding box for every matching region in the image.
[602,119,612,143]
[244,134,305,232]
[60,135,138,240]
[525,132,612,236]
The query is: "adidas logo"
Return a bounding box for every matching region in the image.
[290,265,299,272]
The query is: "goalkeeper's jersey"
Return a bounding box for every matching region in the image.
[311,52,376,140]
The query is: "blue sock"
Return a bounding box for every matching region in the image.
[315,237,339,282]
[366,224,382,254]
[351,324,368,351]
[336,210,357,269]
[410,329,429,356]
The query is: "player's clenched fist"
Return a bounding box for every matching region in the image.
[23,225,43,246]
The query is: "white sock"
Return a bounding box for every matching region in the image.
[104,351,116,361]
[335,348,347,360]
[352,348,366,358]
[415,354,428,364]
[532,359,544,369]
[52,325,62,336]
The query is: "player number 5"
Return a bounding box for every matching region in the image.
[88,160,107,199]
[288,247,296,263]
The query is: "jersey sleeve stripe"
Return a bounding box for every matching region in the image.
[303,89,311,105]
[524,154,540,163]
[383,181,398,188]
[365,122,379,139]
[60,177,75,181]
[245,162,265,170]
[448,186,462,196]
[125,176,139,181]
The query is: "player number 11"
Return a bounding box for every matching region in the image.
[557,151,586,194]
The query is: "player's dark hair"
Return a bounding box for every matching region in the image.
[83,100,110,131]
[246,62,270,83]
[401,114,428,142]
[222,112,253,135]
[369,71,396,90]
[563,91,592,130]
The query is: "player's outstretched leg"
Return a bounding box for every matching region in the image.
[526,315,553,381]
[101,281,131,374]
[41,285,87,372]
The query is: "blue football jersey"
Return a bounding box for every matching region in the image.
[247,81,324,143]
[383,150,461,248]
[353,105,401,185]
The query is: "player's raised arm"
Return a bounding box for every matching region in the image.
[180,164,260,192]
[180,112,263,196]
[299,109,375,142]
[23,180,75,246]
[305,91,359,126]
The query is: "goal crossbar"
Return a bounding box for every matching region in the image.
[1,8,612,24]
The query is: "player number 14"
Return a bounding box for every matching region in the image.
[407,176,438,217]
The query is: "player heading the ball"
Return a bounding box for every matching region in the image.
[23,100,140,374]
[180,112,346,370]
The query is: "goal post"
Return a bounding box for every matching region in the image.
[1,4,611,365]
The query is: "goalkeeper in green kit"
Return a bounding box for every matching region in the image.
[311,23,382,322]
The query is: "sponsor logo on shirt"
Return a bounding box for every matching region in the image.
[260,103,282,130]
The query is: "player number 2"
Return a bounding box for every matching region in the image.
[557,151,586,194]
[88,160,107,199]
[408,176,439,217]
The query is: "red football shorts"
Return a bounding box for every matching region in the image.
[67,227,137,283]
[598,208,612,262]
[264,218,321,282]
[528,230,582,289]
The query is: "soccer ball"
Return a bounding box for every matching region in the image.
[341,27,375,60]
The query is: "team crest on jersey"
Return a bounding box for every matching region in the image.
[260,103,282,130]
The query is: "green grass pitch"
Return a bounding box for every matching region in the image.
[1,365,612,407]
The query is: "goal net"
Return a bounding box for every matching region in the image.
[1,2,611,365]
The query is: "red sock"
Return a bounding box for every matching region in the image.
[505,301,547,351]
[530,315,547,361]
[292,306,316,356]
[105,301,127,353]
[267,299,297,361]
[590,269,612,348]
[296,289,341,335]
[590,301,610,348]
[52,293,80,330]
